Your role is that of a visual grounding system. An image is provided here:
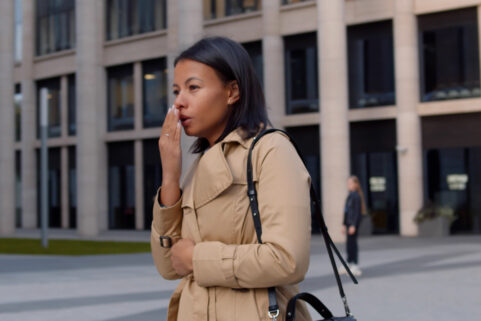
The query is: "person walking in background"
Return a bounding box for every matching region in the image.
[339,175,367,277]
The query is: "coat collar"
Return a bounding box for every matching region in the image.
[182,128,253,210]
[219,128,252,149]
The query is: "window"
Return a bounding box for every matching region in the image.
[36,78,61,138]
[285,125,321,233]
[106,0,167,41]
[107,64,134,131]
[421,113,481,234]
[419,8,480,102]
[205,0,261,20]
[15,151,22,227]
[68,74,76,135]
[282,0,311,4]
[36,148,62,228]
[348,20,395,109]
[68,146,76,228]
[14,84,22,142]
[108,142,135,229]
[142,58,168,128]
[36,0,75,56]
[143,139,162,229]
[284,32,318,114]
[15,0,22,63]
[243,41,263,88]
[350,120,399,234]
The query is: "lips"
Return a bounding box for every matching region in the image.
[179,115,191,127]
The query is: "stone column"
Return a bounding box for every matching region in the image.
[167,0,203,180]
[76,0,106,236]
[262,0,284,127]
[0,0,15,235]
[394,0,423,236]
[318,0,350,243]
[21,0,37,229]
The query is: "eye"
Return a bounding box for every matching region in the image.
[172,89,179,96]
[189,85,200,91]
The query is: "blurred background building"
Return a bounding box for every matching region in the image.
[1,0,480,240]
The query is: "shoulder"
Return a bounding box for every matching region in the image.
[251,130,307,176]
[350,191,361,200]
[252,130,294,159]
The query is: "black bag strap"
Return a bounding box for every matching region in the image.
[246,128,357,319]
[285,293,333,321]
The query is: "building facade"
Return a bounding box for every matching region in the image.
[1,0,481,240]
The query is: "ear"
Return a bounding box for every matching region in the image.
[226,81,240,105]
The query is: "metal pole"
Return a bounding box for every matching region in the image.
[40,88,49,248]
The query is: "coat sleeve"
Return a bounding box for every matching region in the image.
[192,134,312,289]
[345,192,361,227]
[150,188,183,280]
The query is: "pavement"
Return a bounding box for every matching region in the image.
[1,234,480,321]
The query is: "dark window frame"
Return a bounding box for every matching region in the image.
[142,58,168,128]
[105,0,167,41]
[418,7,481,102]
[107,64,135,132]
[284,32,319,115]
[36,77,62,138]
[35,0,75,56]
[347,20,396,109]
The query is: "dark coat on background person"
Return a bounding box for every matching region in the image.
[343,191,362,228]
[151,129,312,321]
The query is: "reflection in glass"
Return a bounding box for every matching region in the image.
[36,148,62,228]
[424,147,481,233]
[68,146,76,228]
[107,64,134,131]
[15,84,22,142]
[36,78,61,138]
[243,41,263,88]
[284,32,318,114]
[348,20,395,109]
[68,74,76,135]
[36,0,75,56]
[106,0,167,41]
[285,125,321,234]
[108,142,135,229]
[14,0,22,63]
[143,139,162,229]
[15,151,22,227]
[419,8,480,102]
[205,0,261,20]
[143,59,168,128]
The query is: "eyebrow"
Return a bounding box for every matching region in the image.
[173,77,204,87]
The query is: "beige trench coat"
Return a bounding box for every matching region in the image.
[151,128,312,321]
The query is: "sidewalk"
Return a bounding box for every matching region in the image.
[7,228,151,242]
[1,235,480,321]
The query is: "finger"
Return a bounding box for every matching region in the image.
[161,105,175,135]
[174,118,181,142]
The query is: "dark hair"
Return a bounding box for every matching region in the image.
[174,36,271,153]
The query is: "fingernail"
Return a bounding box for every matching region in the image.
[174,108,178,116]
[177,120,181,127]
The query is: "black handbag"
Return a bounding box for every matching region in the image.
[246,129,358,321]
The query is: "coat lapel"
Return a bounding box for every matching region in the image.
[193,142,234,209]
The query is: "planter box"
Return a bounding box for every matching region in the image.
[418,217,451,237]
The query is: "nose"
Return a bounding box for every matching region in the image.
[174,92,186,110]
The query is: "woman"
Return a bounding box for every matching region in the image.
[340,176,367,277]
[150,37,312,321]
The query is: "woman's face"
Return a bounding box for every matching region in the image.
[173,59,239,146]
[347,178,357,191]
